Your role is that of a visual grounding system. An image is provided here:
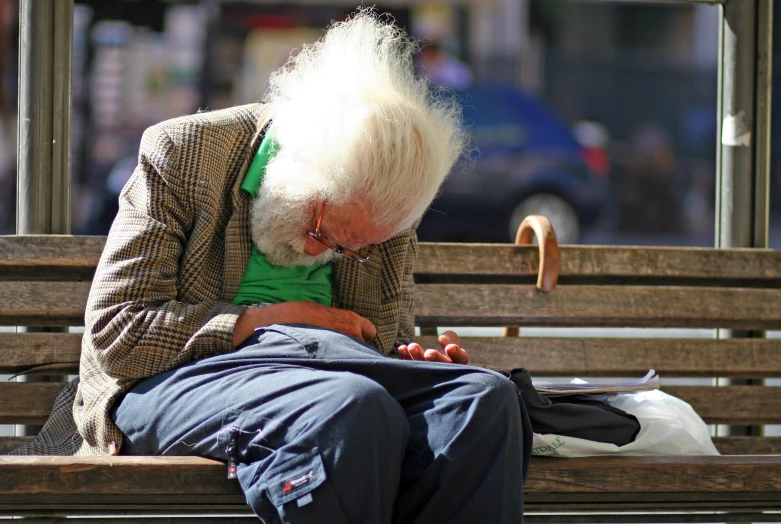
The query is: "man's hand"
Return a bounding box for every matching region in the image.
[398,330,469,364]
[233,301,377,347]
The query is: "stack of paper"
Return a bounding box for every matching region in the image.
[534,370,660,397]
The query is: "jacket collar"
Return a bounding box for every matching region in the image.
[222,104,274,301]
[232,105,274,204]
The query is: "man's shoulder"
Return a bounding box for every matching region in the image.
[137,103,267,186]
[146,103,266,146]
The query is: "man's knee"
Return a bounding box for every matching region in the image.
[456,370,521,426]
[304,373,409,450]
[335,374,407,425]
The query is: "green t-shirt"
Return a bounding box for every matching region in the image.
[232,128,333,307]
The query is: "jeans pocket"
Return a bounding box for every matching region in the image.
[263,448,327,507]
[247,447,350,523]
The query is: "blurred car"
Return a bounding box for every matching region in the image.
[416,84,609,244]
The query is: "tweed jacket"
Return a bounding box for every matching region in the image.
[12,104,418,456]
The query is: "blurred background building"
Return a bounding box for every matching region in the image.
[0,0,778,247]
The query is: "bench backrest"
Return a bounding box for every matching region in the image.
[2,235,781,455]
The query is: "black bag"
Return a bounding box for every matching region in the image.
[498,368,641,447]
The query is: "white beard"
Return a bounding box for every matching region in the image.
[249,188,336,268]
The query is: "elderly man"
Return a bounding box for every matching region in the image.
[18,10,529,523]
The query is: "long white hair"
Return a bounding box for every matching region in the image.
[259,8,467,233]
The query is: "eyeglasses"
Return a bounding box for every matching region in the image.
[308,201,376,263]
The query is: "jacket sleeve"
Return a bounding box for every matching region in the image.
[83,124,246,380]
[394,228,418,348]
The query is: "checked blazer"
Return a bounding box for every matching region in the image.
[12,103,418,456]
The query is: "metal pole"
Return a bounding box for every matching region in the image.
[716,0,756,250]
[753,0,772,248]
[17,0,54,235]
[715,0,771,437]
[15,0,73,438]
[52,0,73,234]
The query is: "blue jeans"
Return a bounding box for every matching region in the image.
[111,325,528,523]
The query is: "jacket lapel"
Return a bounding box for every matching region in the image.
[221,105,273,301]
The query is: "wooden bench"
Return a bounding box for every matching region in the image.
[2,231,781,522]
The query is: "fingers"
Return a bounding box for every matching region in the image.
[424,348,453,363]
[407,342,426,360]
[398,342,428,360]
[397,338,468,365]
[440,331,468,364]
[445,344,470,365]
[439,330,461,348]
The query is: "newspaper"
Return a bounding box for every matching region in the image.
[534,370,660,397]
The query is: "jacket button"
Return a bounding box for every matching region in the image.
[108,441,118,455]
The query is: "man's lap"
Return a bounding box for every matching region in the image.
[111,324,514,457]
[110,325,527,522]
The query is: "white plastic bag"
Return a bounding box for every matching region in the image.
[531,389,720,457]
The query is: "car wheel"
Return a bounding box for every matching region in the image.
[509,193,581,244]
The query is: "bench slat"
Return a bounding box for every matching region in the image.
[662,386,781,424]
[0,235,104,280]
[715,437,781,455]
[7,282,778,329]
[3,436,779,456]
[0,517,256,523]
[0,456,240,496]
[5,334,781,378]
[415,284,781,329]
[416,243,781,282]
[0,281,91,326]
[0,383,63,424]
[1,455,780,496]
[5,333,781,378]
[1,499,778,517]
[0,437,32,454]
[416,336,781,378]
[527,455,781,493]
[7,282,780,330]
[0,333,82,374]
[4,236,781,283]
[1,383,776,425]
